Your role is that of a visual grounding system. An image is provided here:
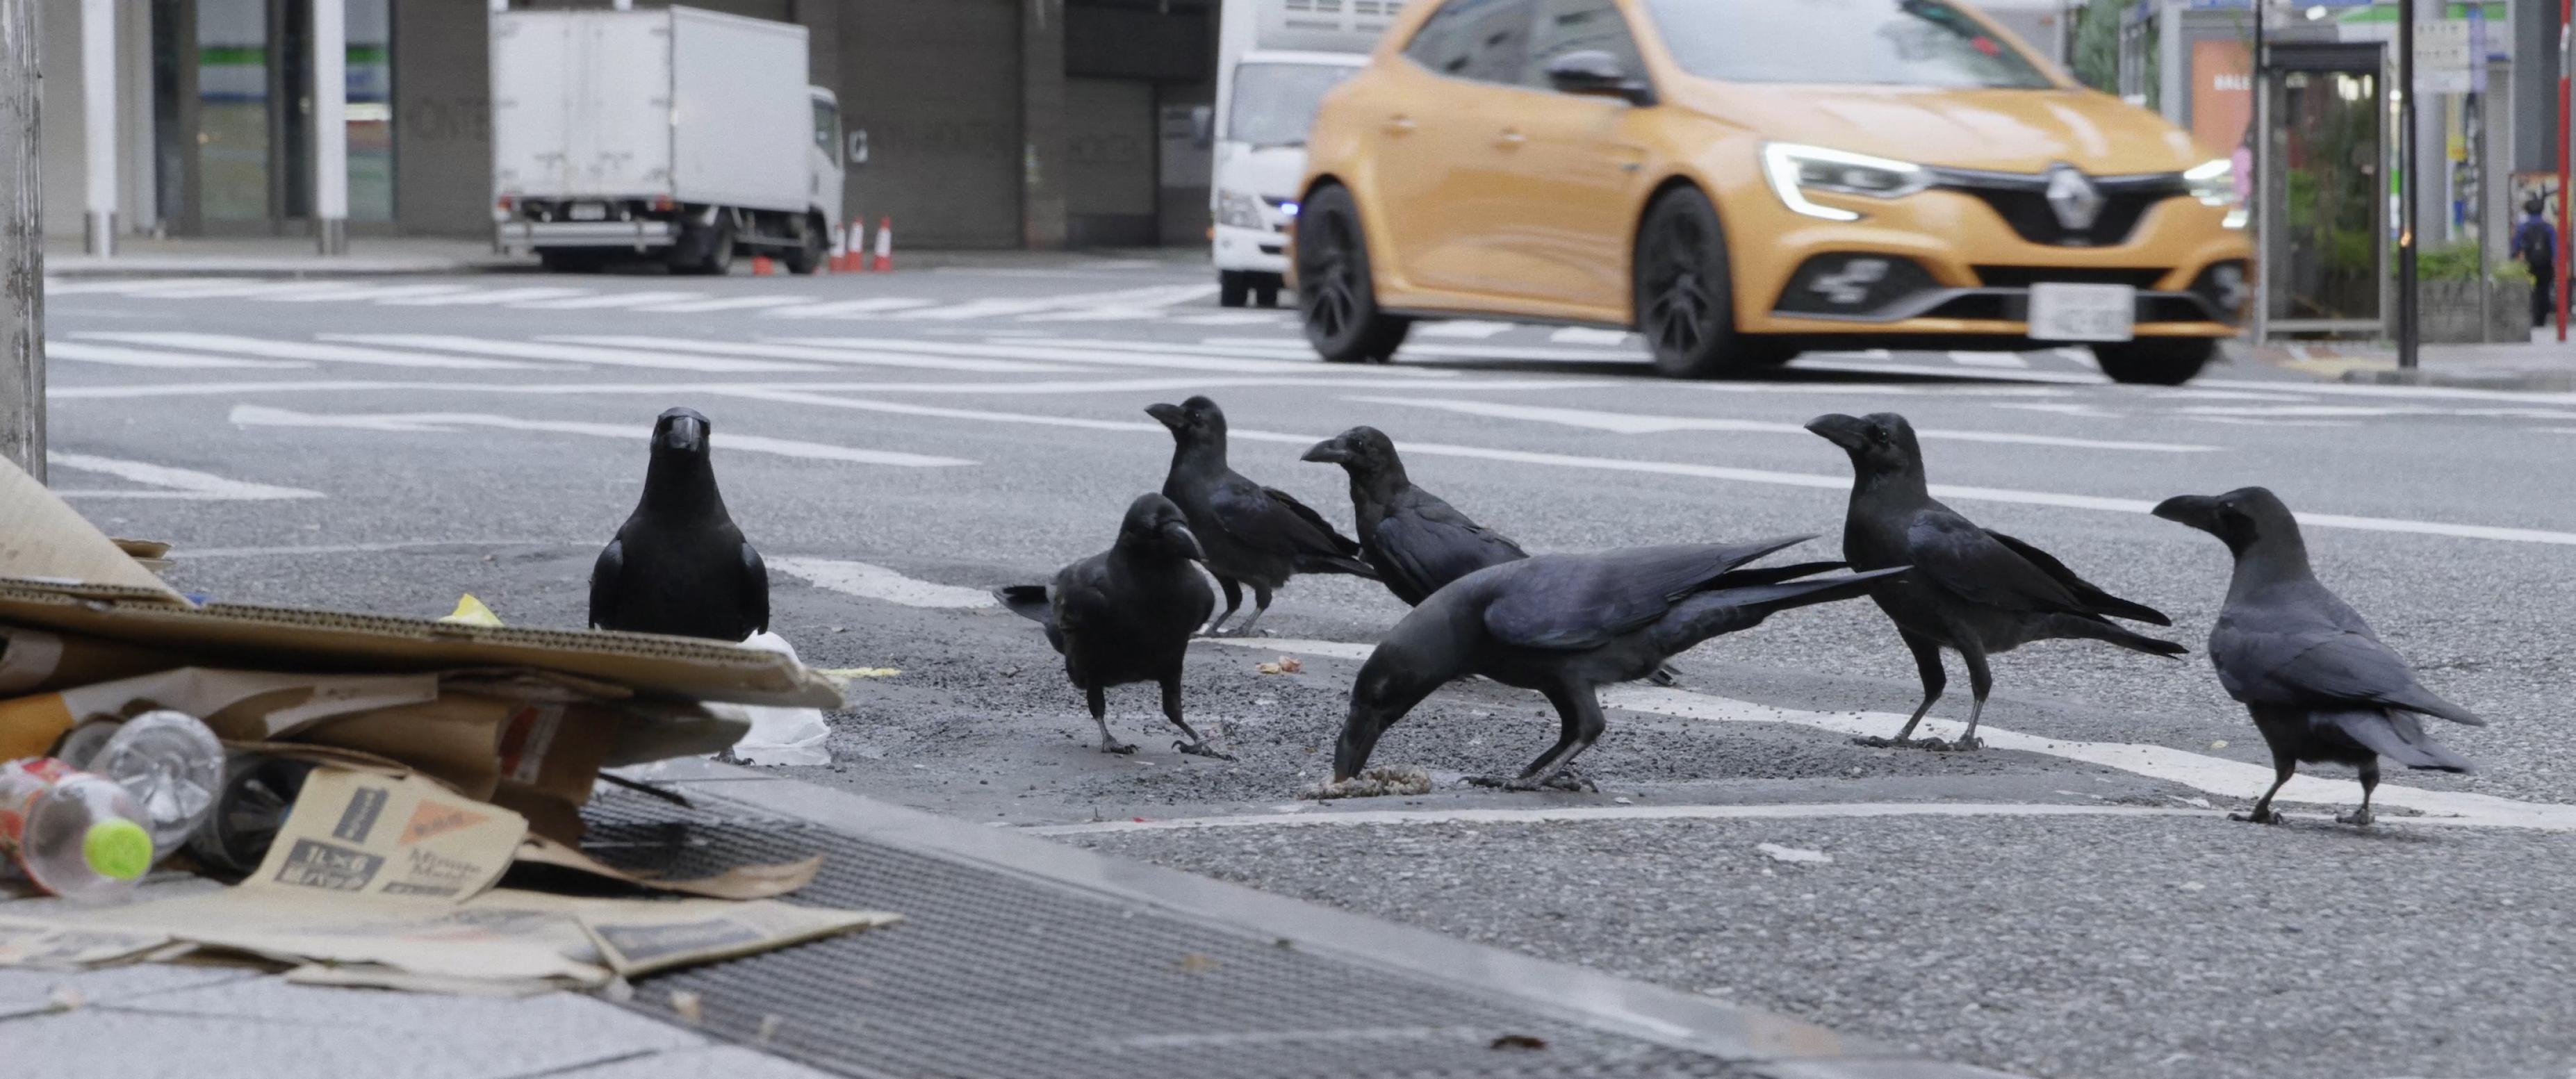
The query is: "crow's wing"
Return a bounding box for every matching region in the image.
[1260,484,1365,558]
[2211,608,2484,725]
[1483,537,1812,651]
[1204,475,1375,577]
[1983,529,2171,625]
[1375,492,1527,604]
[2315,709,2474,771]
[997,585,1055,626]
[739,541,771,636]
[587,538,625,629]
[1903,513,2099,618]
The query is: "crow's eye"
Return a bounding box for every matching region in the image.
[1869,428,1891,446]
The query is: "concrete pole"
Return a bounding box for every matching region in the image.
[2397,0,2419,368]
[79,0,113,256]
[312,0,347,256]
[0,0,43,482]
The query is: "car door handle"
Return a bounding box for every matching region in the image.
[1384,115,1417,135]
[1494,129,1527,148]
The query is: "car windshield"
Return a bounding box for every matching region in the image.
[1639,0,2055,89]
[1227,62,1358,147]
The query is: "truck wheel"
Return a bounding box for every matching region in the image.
[2093,338,2215,385]
[1295,184,1410,363]
[1634,187,1755,379]
[1254,277,1282,308]
[782,215,826,275]
[673,216,735,276]
[538,250,604,273]
[1219,271,1251,308]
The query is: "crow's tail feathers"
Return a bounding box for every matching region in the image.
[1724,565,1911,616]
[996,585,1053,625]
[2053,614,2190,659]
[1293,553,1381,580]
[2324,709,2475,773]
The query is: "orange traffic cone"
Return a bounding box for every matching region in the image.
[871,217,893,272]
[751,254,776,276]
[848,218,867,272]
[830,220,852,272]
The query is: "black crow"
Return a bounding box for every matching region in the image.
[997,493,1229,758]
[590,407,769,641]
[2155,487,2482,825]
[1301,425,1527,605]
[1148,395,1375,636]
[1329,536,1904,790]
[1807,412,2182,751]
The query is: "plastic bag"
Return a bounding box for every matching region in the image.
[715,632,832,766]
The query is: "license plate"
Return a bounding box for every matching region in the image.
[2026,283,2135,343]
[567,202,609,221]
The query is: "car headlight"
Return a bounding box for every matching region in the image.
[1216,190,1264,230]
[1762,143,1929,222]
[2185,158,2238,207]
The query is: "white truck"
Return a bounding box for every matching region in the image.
[490,6,844,275]
[1208,0,1403,307]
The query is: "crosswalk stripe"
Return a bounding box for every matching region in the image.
[46,341,312,370]
[227,405,975,467]
[46,278,247,295]
[376,286,596,306]
[1947,350,2033,369]
[510,290,706,310]
[766,336,1358,375]
[250,283,484,304]
[1550,327,1633,346]
[48,452,324,501]
[894,283,1220,322]
[631,295,815,314]
[1010,336,1427,365]
[1416,320,1518,339]
[1167,312,1297,327]
[1787,356,2103,384]
[762,297,937,319]
[85,280,331,300]
[324,334,832,374]
[1195,336,1641,363]
[1342,396,2217,452]
[77,332,557,371]
[542,336,1076,374]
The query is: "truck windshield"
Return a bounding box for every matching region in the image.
[1227,63,1358,148]
[1639,0,2055,89]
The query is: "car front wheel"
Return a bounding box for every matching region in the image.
[2093,338,2215,386]
[1634,188,1755,379]
[1295,184,1410,364]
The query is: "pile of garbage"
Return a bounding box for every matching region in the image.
[0,459,896,994]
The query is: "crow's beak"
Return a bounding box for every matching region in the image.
[1163,521,1206,562]
[1301,436,1352,465]
[1145,402,1186,429]
[1803,413,1867,451]
[659,415,707,453]
[2151,494,2222,534]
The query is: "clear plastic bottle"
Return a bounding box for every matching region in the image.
[86,711,225,860]
[0,758,156,902]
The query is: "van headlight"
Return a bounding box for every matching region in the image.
[1762,143,1929,222]
[1217,190,1264,229]
[2185,158,2238,207]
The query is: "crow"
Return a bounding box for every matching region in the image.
[1148,395,1375,636]
[996,493,1229,759]
[1329,536,1904,791]
[1807,412,2183,751]
[590,406,769,641]
[2154,487,2483,825]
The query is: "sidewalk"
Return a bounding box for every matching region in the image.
[2250,329,2576,391]
[3,762,2021,1079]
[42,235,1213,279]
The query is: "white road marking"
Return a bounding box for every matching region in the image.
[47,278,256,295]
[250,283,482,304]
[178,539,585,559]
[1992,402,2125,419]
[768,336,1394,376]
[46,375,1604,402]
[1787,357,2106,384]
[48,452,324,500]
[544,335,1074,374]
[1213,639,2576,833]
[1550,328,1634,346]
[2053,347,2100,370]
[632,295,814,314]
[1196,336,1643,363]
[2197,377,2576,406]
[898,283,1219,322]
[2180,404,2576,420]
[1011,337,1394,364]
[375,286,594,306]
[1028,803,2225,836]
[46,341,311,370]
[769,558,999,609]
[764,297,937,318]
[1416,321,1518,339]
[1346,397,2215,452]
[325,334,830,374]
[1947,351,2032,369]
[78,332,555,371]
[1168,312,1298,327]
[511,290,707,311]
[227,404,974,466]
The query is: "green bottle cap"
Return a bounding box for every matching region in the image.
[82,819,154,882]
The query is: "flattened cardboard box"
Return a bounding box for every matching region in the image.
[0,458,841,709]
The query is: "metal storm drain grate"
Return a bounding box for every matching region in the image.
[581,790,1751,1079]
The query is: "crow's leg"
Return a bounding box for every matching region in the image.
[2232,750,2297,824]
[1942,647,1994,751]
[1201,577,1244,636]
[1158,673,1234,761]
[1085,683,1135,755]
[1469,683,1604,792]
[2336,759,2379,827]
[1855,631,1948,749]
[1222,582,1275,638]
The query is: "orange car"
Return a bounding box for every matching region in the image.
[1290,0,2252,384]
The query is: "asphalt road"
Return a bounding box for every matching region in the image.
[43,258,2576,1078]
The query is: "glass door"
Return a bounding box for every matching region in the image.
[2265,47,2384,330]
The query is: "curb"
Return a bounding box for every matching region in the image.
[2340,367,2576,393]
[624,759,2034,1079]
[45,260,536,280]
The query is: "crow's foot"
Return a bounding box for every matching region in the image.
[1175,740,1237,762]
[2229,807,2286,824]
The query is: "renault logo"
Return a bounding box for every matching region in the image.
[2044,164,2105,233]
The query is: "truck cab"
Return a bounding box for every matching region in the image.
[1211,51,1366,308]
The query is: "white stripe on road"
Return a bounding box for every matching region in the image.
[1211,639,2576,833]
[1345,397,2216,452]
[1550,327,1633,346]
[511,290,708,311]
[544,335,1075,374]
[767,336,1395,376]
[1198,336,1645,364]
[1416,321,1519,339]
[78,332,555,371]
[250,283,484,304]
[2181,404,2576,421]
[1946,351,2032,369]
[46,341,311,370]
[227,404,974,466]
[1028,803,2223,836]
[45,375,1605,402]
[47,452,324,500]
[762,298,937,319]
[1167,312,1298,326]
[376,287,595,306]
[325,334,830,374]
[47,278,256,295]
[897,283,1220,322]
[1788,357,2106,384]
[769,558,999,608]
[632,295,814,314]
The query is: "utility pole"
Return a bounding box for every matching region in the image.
[0,0,42,482]
[2397,0,2420,370]
[313,0,347,256]
[2251,0,2267,344]
[2561,0,2572,341]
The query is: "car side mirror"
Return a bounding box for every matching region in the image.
[1545,51,1654,106]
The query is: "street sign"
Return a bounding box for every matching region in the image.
[2413,17,2473,94]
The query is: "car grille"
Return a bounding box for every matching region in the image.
[1973,266,2172,289]
[1933,168,2189,247]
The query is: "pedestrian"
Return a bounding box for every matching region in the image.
[2513,195,2559,329]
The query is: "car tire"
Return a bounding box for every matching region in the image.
[1220,270,1251,308]
[1633,187,1754,379]
[782,214,826,275]
[1296,184,1411,364]
[2093,338,2215,386]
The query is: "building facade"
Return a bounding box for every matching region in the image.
[43,0,1221,249]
